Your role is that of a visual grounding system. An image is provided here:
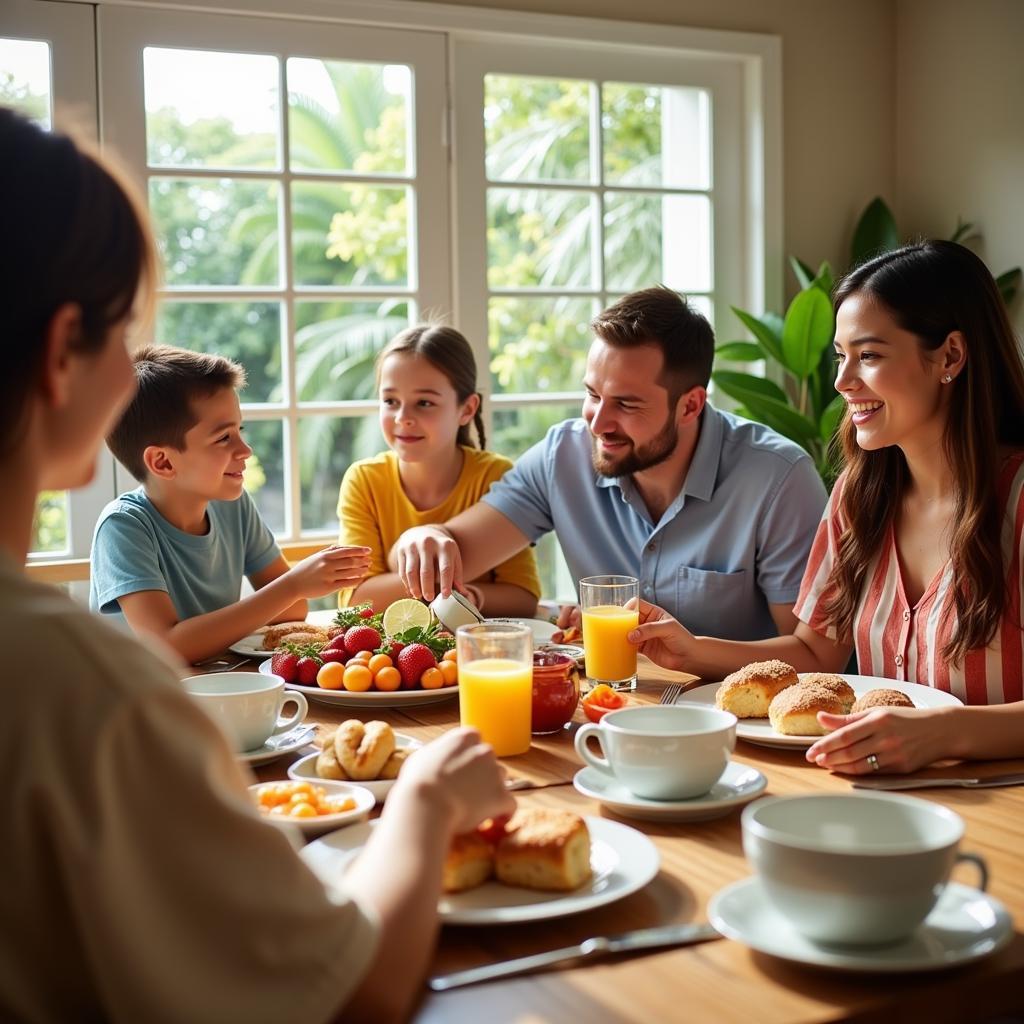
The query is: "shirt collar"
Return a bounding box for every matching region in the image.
[593,404,724,502]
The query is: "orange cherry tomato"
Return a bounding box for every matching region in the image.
[581,684,627,723]
[420,666,445,690]
[374,666,402,692]
[439,660,458,685]
[343,664,373,692]
[367,653,393,676]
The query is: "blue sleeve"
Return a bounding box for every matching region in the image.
[754,455,829,605]
[238,490,281,577]
[90,510,169,615]
[480,436,555,544]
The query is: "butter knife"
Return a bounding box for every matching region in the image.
[852,771,1024,791]
[428,922,719,992]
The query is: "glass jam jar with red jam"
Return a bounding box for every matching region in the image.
[531,651,580,734]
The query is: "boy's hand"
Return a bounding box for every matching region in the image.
[286,545,371,599]
[627,599,694,672]
[551,603,581,643]
[392,727,515,836]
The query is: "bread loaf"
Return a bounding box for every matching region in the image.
[715,660,798,717]
[768,682,846,735]
[495,808,591,892]
[851,688,915,712]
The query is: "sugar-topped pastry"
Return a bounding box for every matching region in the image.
[715,660,799,718]
[768,682,846,735]
[800,672,855,712]
[852,688,915,713]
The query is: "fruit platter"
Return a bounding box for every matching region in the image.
[257,600,461,708]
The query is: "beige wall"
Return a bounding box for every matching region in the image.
[408,0,897,297]
[896,0,1024,331]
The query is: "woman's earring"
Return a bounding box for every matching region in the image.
[942,373,953,383]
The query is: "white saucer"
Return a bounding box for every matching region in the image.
[484,617,558,643]
[573,762,767,822]
[237,725,317,766]
[708,877,1012,972]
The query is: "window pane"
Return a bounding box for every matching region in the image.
[293,181,409,286]
[489,296,593,395]
[151,177,280,287]
[0,37,51,128]
[488,188,594,289]
[31,491,68,555]
[604,192,711,293]
[484,74,591,183]
[144,48,279,170]
[688,294,713,324]
[157,301,282,404]
[294,300,411,403]
[602,83,709,190]
[243,419,286,534]
[298,416,381,532]
[491,403,580,461]
[287,59,410,174]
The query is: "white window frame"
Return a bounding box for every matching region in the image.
[450,38,751,443]
[98,5,451,539]
[2,0,120,563]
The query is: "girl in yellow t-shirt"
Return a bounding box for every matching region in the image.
[338,324,541,614]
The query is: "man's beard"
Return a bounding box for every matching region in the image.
[590,413,679,477]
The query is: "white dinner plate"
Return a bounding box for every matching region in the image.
[287,733,423,803]
[238,725,318,767]
[300,816,659,925]
[573,762,767,823]
[484,617,559,643]
[709,877,1012,973]
[677,675,964,750]
[250,779,374,837]
[257,657,459,708]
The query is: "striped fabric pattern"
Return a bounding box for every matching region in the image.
[795,455,1024,704]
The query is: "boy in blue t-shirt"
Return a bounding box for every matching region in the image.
[90,345,370,663]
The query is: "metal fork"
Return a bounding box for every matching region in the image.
[659,683,682,706]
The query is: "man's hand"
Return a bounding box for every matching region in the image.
[395,526,464,601]
[284,545,371,599]
[627,600,695,672]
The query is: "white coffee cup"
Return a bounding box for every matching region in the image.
[574,704,736,800]
[742,793,988,946]
[429,590,484,632]
[183,672,308,753]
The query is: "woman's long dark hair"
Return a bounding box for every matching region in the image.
[376,324,486,448]
[0,107,156,451]
[823,240,1024,664]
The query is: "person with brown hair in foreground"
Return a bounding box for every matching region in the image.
[0,106,513,1023]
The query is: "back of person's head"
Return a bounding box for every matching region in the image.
[108,345,246,481]
[0,106,156,454]
[591,287,715,401]
[827,239,1024,664]
[376,324,486,448]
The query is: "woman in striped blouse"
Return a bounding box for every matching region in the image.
[630,240,1024,774]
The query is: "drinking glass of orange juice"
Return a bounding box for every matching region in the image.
[580,575,639,691]
[456,622,533,757]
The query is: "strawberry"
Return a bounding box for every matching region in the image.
[269,651,298,684]
[320,648,347,664]
[323,634,348,652]
[477,814,511,845]
[359,607,375,619]
[384,640,405,660]
[296,656,322,686]
[344,625,382,655]
[395,643,437,688]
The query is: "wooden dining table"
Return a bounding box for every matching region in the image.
[249,657,1024,1023]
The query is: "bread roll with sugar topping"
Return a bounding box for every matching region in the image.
[495,808,591,892]
[800,672,855,712]
[852,688,915,713]
[715,660,799,718]
[768,682,846,735]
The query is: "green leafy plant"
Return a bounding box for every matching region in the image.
[714,197,1022,487]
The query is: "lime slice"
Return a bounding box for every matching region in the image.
[382,598,432,637]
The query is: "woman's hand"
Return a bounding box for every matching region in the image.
[627,600,695,672]
[806,706,953,774]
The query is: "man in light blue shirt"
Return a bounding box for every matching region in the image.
[392,287,828,641]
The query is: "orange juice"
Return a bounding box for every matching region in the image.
[459,658,532,756]
[581,605,639,682]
